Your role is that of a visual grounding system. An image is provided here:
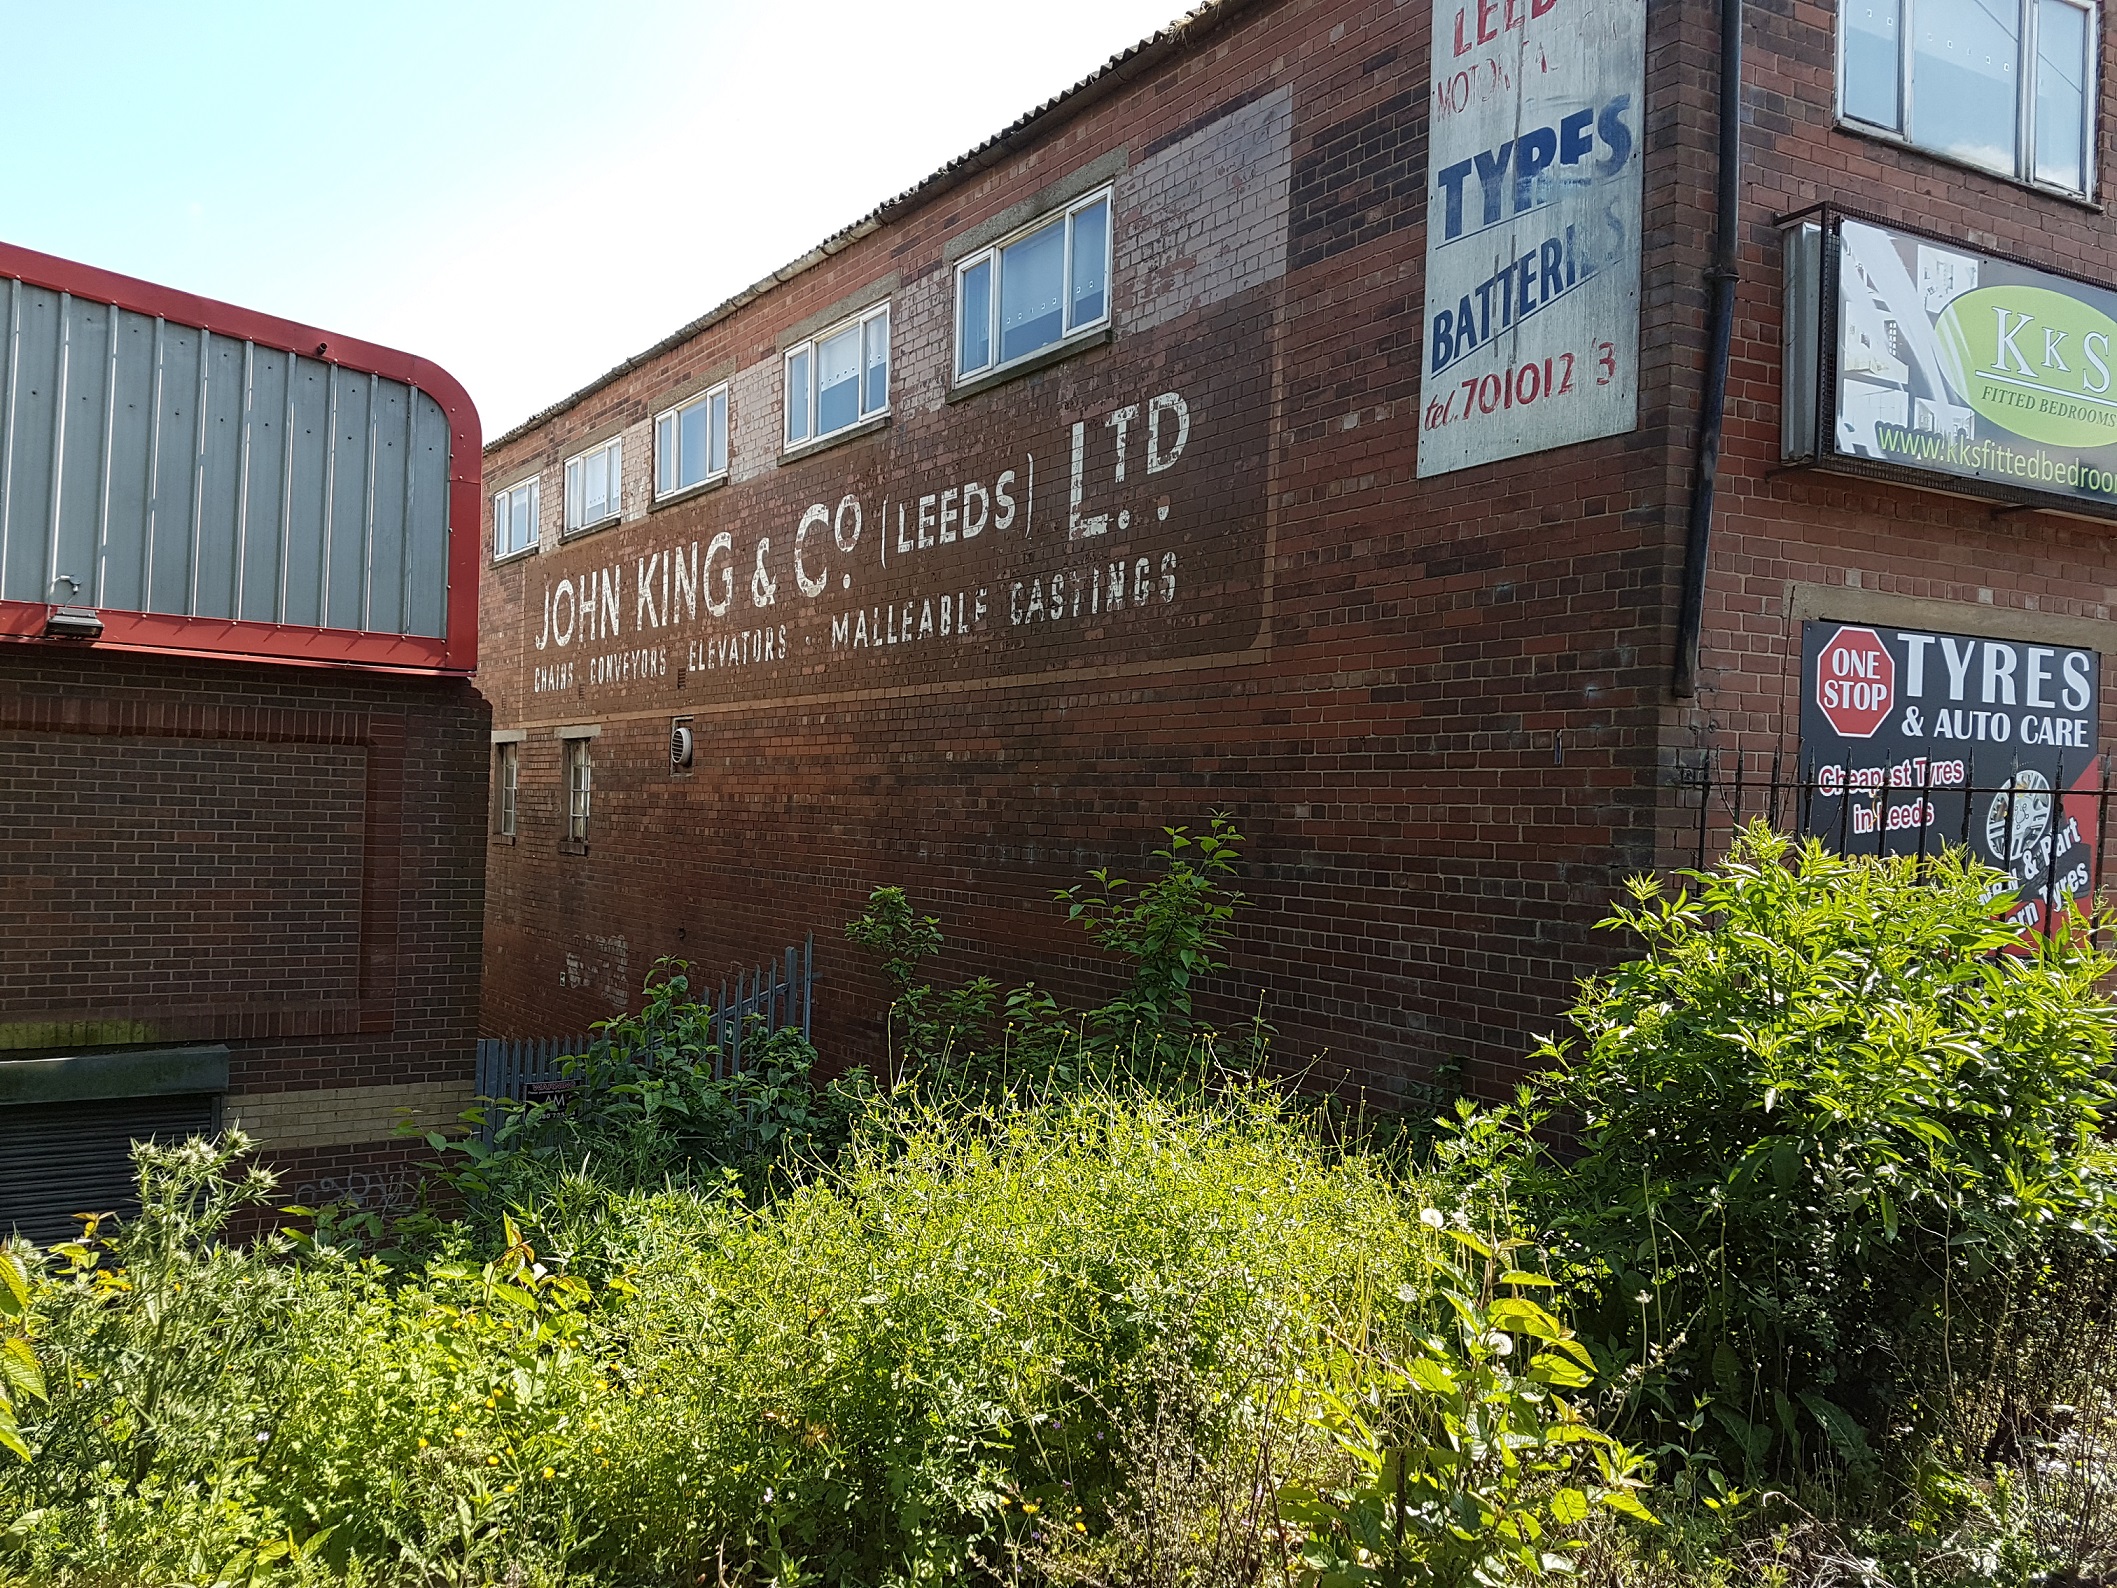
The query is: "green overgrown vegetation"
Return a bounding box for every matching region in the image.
[1,820,2114,1587]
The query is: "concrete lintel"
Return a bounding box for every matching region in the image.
[1788,581,2115,651]
[0,1045,231,1107]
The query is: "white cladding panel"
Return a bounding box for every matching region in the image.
[1416,0,1646,477]
[0,279,450,636]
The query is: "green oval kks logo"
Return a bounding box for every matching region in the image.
[1935,284,2117,451]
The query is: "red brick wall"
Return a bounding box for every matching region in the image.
[0,644,490,1172]
[477,0,2117,1097]
[1682,0,2117,830]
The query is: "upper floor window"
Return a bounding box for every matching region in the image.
[955,188,1111,382]
[657,384,730,498]
[1841,0,2096,195]
[564,437,623,533]
[492,478,539,559]
[785,305,889,449]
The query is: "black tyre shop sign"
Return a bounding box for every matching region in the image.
[1798,619,2103,929]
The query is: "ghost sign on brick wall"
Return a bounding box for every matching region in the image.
[1417,0,1645,477]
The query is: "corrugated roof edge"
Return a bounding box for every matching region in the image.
[485,0,1263,454]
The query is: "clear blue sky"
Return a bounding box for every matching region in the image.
[0,1,1185,435]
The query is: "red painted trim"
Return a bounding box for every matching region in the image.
[0,598,458,674]
[0,239,481,675]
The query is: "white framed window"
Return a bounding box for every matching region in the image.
[656,383,730,498]
[1840,0,2097,195]
[563,437,623,533]
[494,742,518,837]
[955,186,1112,383]
[565,738,591,842]
[492,478,539,559]
[785,303,890,450]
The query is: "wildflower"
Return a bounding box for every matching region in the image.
[418,1438,429,1449]
[542,1466,556,1480]
[489,1455,501,1466]
[1420,1207,1445,1229]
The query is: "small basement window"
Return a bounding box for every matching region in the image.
[785,304,889,450]
[565,737,592,842]
[564,437,623,533]
[657,383,730,498]
[955,187,1112,382]
[494,741,518,837]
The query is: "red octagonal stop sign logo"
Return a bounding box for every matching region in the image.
[1816,625,1895,738]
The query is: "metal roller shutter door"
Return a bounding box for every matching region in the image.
[0,1093,220,1244]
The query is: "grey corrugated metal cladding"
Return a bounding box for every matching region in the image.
[0,279,450,638]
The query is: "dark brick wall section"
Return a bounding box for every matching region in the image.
[1,736,367,1017]
[1289,87,1425,270]
[0,644,489,1176]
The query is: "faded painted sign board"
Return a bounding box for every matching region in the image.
[1417,0,1645,477]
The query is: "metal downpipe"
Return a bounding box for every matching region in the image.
[1673,0,1744,698]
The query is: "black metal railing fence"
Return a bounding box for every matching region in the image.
[473,936,814,1139]
[1671,746,2112,934]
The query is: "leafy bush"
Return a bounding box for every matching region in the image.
[1283,1217,1656,1587]
[436,960,872,1226]
[845,813,1267,1100]
[1503,824,2117,1487]
[0,1247,41,1463]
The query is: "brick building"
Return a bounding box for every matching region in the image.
[478,0,2117,1094]
[0,243,488,1238]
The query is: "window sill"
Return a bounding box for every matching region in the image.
[1833,118,2101,211]
[781,411,890,464]
[948,324,1112,404]
[492,832,517,846]
[491,544,539,567]
[561,513,623,543]
[651,473,729,513]
[559,838,590,856]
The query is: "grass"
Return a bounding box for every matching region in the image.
[0,1085,1436,1586]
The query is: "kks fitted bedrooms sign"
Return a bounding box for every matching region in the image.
[1416,0,1645,477]
[1831,218,2117,509]
[1799,620,2102,930]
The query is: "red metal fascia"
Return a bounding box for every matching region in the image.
[0,238,482,676]
[0,598,458,674]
